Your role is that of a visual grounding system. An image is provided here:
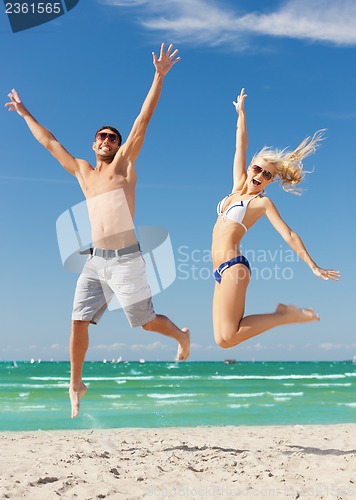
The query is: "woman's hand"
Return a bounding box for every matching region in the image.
[312,265,340,281]
[233,88,247,114]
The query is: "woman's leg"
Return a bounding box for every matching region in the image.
[213,265,319,348]
[213,264,250,347]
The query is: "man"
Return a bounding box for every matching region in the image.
[6,43,190,418]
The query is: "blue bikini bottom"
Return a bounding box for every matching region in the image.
[214,255,251,284]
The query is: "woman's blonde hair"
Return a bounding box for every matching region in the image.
[250,130,325,195]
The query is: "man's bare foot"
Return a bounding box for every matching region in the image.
[276,304,320,322]
[176,328,190,361]
[69,382,87,418]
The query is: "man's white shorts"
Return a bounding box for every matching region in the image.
[72,250,156,327]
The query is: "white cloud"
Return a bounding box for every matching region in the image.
[252,0,356,44]
[93,342,127,351]
[50,343,62,350]
[244,342,267,351]
[130,341,171,352]
[101,0,356,48]
[205,344,220,351]
[319,342,353,351]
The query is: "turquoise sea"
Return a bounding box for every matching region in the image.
[0,361,355,431]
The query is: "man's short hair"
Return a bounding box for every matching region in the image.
[95,126,122,146]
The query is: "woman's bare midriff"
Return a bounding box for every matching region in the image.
[212,217,246,268]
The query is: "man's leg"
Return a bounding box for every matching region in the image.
[69,320,90,418]
[142,315,190,361]
[110,253,190,360]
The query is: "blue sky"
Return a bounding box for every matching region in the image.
[0,0,355,362]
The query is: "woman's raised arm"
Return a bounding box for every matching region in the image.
[232,88,248,191]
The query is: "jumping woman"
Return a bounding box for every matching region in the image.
[212,88,339,349]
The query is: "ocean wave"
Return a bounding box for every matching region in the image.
[110,403,138,409]
[211,374,347,380]
[158,376,203,380]
[155,399,196,405]
[228,391,303,398]
[84,377,127,382]
[228,392,266,398]
[269,392,303,396]
[30,377,68,381]
[18,405,48,411]
[0,383,70,389]
[114,376,154,381]
[305,383,352,387]
[147,393,197,399]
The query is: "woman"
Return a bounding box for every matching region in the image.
[212,88,339,349]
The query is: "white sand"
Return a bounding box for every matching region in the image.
[1,424,355,499]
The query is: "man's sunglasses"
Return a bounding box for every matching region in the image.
[96,132,119,143]
[251,165,274,181]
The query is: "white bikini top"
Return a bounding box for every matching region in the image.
[216,192,262,232]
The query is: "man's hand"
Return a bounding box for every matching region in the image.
[5,89,28,117]
[152,43,180,77]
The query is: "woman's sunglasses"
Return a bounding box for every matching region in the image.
[251,165,274,181]
[96,132,119,143]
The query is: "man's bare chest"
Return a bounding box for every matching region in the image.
[83,169,132,199]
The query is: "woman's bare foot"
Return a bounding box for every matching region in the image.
[276,303,320,322]
[69,382,87,418]
[176,328,190,361]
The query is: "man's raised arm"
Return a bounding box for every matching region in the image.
[5,89,81,176]
[120,43,180,162]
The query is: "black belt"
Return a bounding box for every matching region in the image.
[79,243,140,258]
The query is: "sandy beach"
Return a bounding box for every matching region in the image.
[1,424,355,499]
